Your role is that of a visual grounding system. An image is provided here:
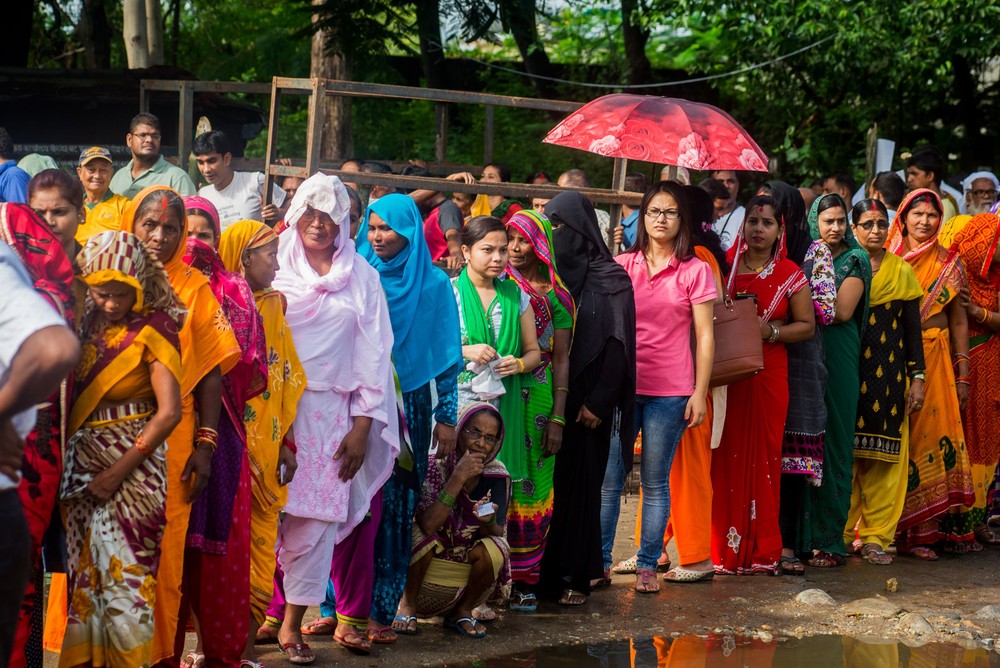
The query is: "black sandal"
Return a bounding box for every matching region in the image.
[779,555,805,576]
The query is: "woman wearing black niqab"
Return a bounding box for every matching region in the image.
[539,191,636,604]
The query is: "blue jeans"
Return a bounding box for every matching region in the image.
[600,395,688,571]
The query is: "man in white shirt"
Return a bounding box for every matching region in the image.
[710,170,744,250]
[0,242,79,667]
[194,130,285,232]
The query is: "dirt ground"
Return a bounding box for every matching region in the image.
[45,494,1000,666]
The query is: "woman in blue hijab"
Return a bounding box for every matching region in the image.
[356,193,463,639]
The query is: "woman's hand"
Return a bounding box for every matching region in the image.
[685,393,707,427]
[906,378,925,414]
[334,422,369,482]
[453,451,484,483]
[433,422,457,459]
[957,381,970,411]
[475,500,498,525]
[493,355,522,377]
[542,419,564,457]
[464,344,497,366]
[447,172,477,184]
[87,467,125,502]
[182,444,213,503]
[577,404,601,429]
[958,287,972,310]
[277,443,298,486]
[758,316,771,340]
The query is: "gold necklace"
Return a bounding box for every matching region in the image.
[743,255,767,273]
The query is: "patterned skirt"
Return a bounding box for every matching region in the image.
[59,402,166,668]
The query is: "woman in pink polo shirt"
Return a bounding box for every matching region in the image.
[602,181,717,593]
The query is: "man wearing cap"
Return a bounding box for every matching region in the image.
[110,112,197,199]
[75,146,131,243]
[938,170,1000,247]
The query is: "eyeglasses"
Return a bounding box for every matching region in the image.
[462,426,499,447]
[132,132,161,141]
[856,220,890,231]
[644,208,681,221]
[969,189,997,199]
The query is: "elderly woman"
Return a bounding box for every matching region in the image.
[845,199,925,565]
[394,403,511,639]
[273,173,399,659]
[119,186,241,665]
[889,189,974,559]
[952,213,1000,548]
[354,193,461,640]
[60,231,184,667]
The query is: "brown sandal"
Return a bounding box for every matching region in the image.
[334,627,371,654]
[859,543,892,565]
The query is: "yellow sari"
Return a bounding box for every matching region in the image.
[218,220,306,623]
[119,186,241,663]
[887,189,975,547]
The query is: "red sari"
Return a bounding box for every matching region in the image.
[711,222,808,575]
[174,238,267,666]
[0,203,75,668]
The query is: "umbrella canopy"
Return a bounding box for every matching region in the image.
[543,93,769,172]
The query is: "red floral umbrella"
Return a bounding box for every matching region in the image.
[542,93,769,172]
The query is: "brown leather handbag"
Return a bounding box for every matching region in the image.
[708,292,764,387]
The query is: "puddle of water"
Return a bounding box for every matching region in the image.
[454,634,1000,667]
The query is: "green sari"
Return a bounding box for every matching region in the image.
[801,194,871,555]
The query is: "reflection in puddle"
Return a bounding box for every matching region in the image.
[459,634,1000,667]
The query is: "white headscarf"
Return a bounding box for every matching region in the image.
[962,171,1000,193]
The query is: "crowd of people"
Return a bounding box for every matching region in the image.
[1,114,999,668]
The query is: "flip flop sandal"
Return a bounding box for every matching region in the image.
[366,626,397,644]
[239,662,263,668]
[590,568,612,590]
[300,617,336,636]
[181,652,205,668]
[635,567,660,593]
[333,628,371,655]
[509,591,538,612]
[860,543,893,565]
[663,566,715,583]
[392,614,419,636]
[444,616,486,639]
[612,555,637,574]
[472,604,497,622]
[899,546,939,561]
[779,555,806,576]
[558,588,587,606]
[279,642,315,665]
[656,556,672,573]
[256,624,280,645]
[807,551,846,568]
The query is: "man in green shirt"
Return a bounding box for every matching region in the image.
[110,113,196,199]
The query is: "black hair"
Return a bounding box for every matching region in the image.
[816,192,848,217]
[624,172,648,193]
[743,194,782,256]
[0,127,13,159]
[341,159,365,170]
[559,168,589,188]
[683,184,729,273]
[192,130,231,156]
[628,180,692,261]
[897,191,943,237]
[400,164,430,194]
[850,198,889,225]
[825,172,856,197]
[906,146,945,186]
[462,215,505,248]
[346,186,363,217]
[133,188,185,224]
[526,171,550,184]
[361,161,392,174]
[129,113,161,133]
[484,163,511,183]
[28,168,85,210]
[872,171,906,209]
[697,177,729,202]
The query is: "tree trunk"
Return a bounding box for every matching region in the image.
[170,0,181,66]
[951,55,987,167]
[311,1,353,161]
[0,0,33,67]
[78,0,112,69]
[414,0,446,89]
[123,0,150,69]
[498,0,553,98]
[621,0,651,85]
[145,0,164,65]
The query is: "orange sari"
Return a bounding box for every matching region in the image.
[887,189,975,546]
[119,186,241,663]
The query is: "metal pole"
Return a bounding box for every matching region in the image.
[305,78,324,177]
[435,103,449,165]
[609,157,628,251]
[263,77,283,209]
